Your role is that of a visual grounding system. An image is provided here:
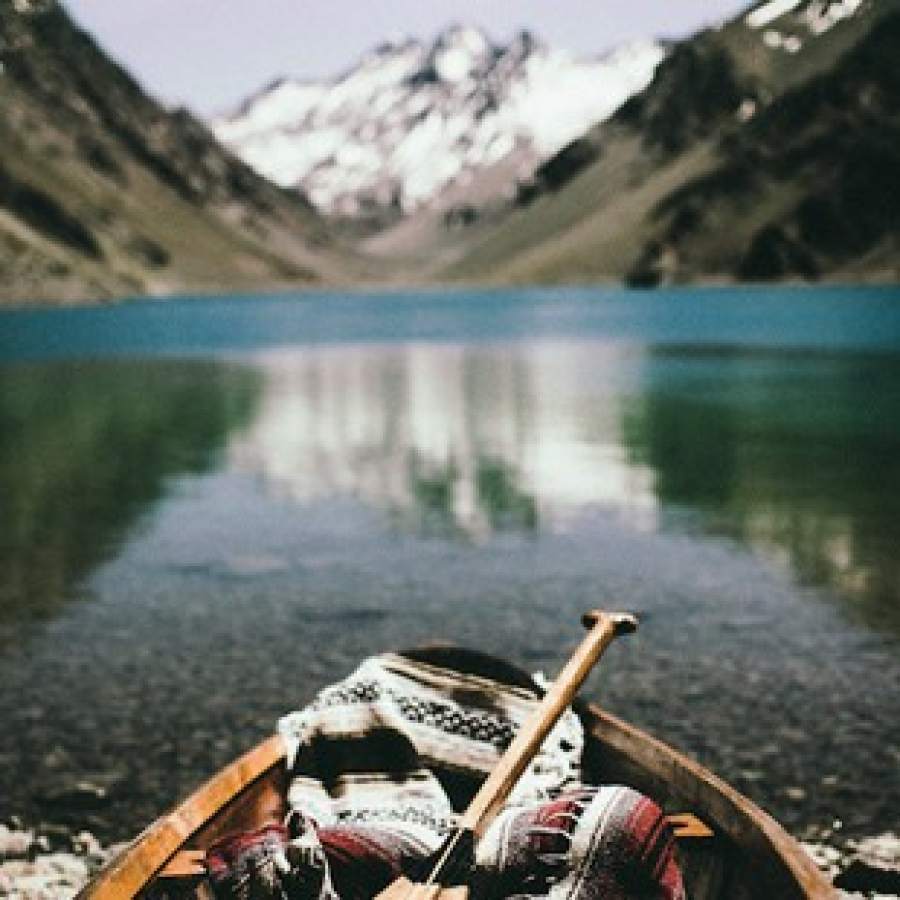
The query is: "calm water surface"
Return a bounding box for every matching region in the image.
[1,285,898,841]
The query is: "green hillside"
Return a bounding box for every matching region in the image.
[0,0,357,304]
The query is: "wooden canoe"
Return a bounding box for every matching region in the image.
[77,648,836,900]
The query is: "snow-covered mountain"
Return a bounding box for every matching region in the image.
[213,26,664,217]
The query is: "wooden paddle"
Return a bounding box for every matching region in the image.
[375,609,639,900]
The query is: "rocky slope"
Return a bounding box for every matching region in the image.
[624,0,900,285]
[0,0,352,305]
[214,26,663,224]
[433,0,900,286]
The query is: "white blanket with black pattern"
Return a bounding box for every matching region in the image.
[259,650,683,900]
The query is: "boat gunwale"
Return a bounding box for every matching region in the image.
[585,705,836,899]
[77,735,286,900]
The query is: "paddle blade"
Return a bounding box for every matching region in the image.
[375,829,474,900]
[374,877,468,900]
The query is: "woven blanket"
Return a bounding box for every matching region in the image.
[208,648,684,900]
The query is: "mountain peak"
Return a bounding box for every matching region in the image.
[434,23,491,49]
[427,24,494,83]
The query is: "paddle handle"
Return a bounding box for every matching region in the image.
[459,610,637,836]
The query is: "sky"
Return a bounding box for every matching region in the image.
[61,1,750,117]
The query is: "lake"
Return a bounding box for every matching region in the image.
[0,284,898,842]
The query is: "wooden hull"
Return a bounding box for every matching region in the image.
[78,702,835,899]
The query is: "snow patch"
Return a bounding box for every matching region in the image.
[737,98,758,121]
[802,0,864,35]
[762,29,803,52]
[435,47,474,82]
[746,0,804,28]
[216,82,326,144]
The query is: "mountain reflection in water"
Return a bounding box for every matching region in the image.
[226,344,658,538]
[227,342,900,630]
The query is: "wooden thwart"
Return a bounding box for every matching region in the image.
[158,850,206,879]
[668,812,714,839]
[156,813,713,881]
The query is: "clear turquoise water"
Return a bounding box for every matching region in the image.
[1,284,898,840]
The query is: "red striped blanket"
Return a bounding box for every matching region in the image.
[208,649,684,900]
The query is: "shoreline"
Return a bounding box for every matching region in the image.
[1,274,898,311]
[1,821,897,899]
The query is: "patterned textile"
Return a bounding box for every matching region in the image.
[207,822,335,900]
[474,786,683,900]
[208,649,683,900]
